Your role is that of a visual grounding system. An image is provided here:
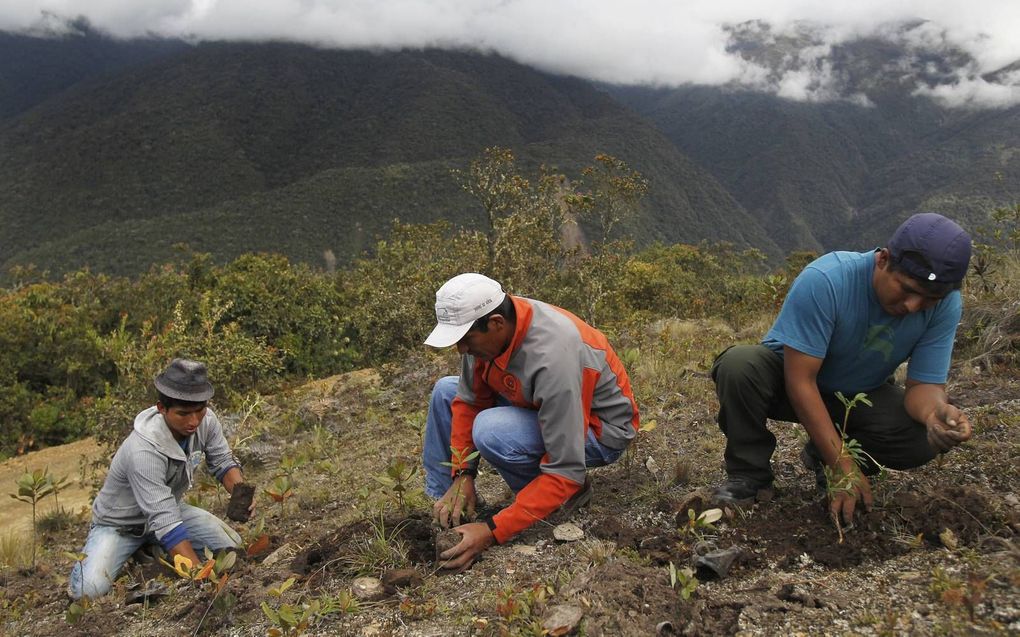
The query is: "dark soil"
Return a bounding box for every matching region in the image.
[290,511,437,579]
[225,483,255,522]
[730,483,1001,570]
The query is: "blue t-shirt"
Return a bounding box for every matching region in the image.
[762,250,962,394]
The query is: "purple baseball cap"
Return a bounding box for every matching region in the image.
[887,213,972,284]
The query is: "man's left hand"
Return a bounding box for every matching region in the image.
[926,404,972,453]
[438,522,494,572]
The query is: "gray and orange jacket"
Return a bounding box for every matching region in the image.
[451,296,639,543]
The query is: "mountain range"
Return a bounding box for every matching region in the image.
[1,21,1016,276]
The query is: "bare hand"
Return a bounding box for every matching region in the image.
[828,458,872,527]
[438,522,495,572]
[926,404,972,453]
[433,476,477,529]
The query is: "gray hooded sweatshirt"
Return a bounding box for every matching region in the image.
[90,406,239,545]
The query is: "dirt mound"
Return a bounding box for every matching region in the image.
[888,485,997,545]
[290,512,437,580]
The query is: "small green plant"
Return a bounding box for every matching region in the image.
[194,472,223,508]
[440,445,480,474]
[399,597,437,620]
[261,577,357,636]
[668,561,699,600]
[63,580,92,627]
[276,455,308,484]
[493,583,554,631]
[46,472,72,515]
[64,599,91,625]
[244,516,272,557]
[265,476,295,520]
[191,548,238,634]
[317,590,359,616]
[158,547,235,585]
[9,468,56,568]
[373,457,419,512]
[824,391,885,543]
[679,508,722,542]
[439,445,481,519]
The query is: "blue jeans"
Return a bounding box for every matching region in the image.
[422,376,624,498]
[68,503,242,600]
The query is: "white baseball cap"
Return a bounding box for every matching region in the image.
[424,273,506,348]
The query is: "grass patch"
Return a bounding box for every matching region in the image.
[0,531,28,572]
[37,507,76,533]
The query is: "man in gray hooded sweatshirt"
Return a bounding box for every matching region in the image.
[69,359,251,599]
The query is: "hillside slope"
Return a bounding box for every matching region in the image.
[0,40,775,275]
[612,28,1020,252]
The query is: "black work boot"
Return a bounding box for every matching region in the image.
[710,475,773,506]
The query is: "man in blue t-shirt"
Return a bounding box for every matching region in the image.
[710,213,973,528]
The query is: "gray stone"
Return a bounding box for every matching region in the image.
[352,576,387,601]
[553,523,584,542]
[542,604,583,635]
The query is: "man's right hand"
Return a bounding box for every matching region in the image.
[827,457,873,527]
[433,476,477,529]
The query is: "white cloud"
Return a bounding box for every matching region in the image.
[1,0,1018,107]
[915,72,1020,109]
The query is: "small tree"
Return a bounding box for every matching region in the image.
[9,468,55,568]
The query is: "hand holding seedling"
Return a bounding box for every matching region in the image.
[827,456,873,528]
[438,521,495,572]
[925,404,972,453]
[433,475,477,528]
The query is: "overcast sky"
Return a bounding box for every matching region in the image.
[3,1,1019,108]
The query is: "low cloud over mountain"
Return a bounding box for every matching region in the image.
[2,1,1018,108]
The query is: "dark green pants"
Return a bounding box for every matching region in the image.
[711,344,937,484]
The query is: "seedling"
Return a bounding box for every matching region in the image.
[261,601,320,636]
[194,473,223,508]
[265,476,295,520]
[161,553,215,582]
[668,561,699,600]
[276,455,307,484]
[244,516,272,557]
[261,577,357,636]
[492,583,554,631]
[439,446,481,520]
[46,472,72,515]
[373,457,419,512]
[9,468,56,568]
[64,588,92,626]
[679,508,722,543]
[439,445,480,474]
[191,549,238,634]
[824,391,885,543]
[63,550,90,623]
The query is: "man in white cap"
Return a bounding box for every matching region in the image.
[422,273,640,571]
[69,358,253,599]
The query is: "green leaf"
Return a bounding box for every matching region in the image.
[260,601,279,623]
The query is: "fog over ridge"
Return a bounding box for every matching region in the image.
[2,1,1019,108]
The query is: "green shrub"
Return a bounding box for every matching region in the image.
[342,220,486,364]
